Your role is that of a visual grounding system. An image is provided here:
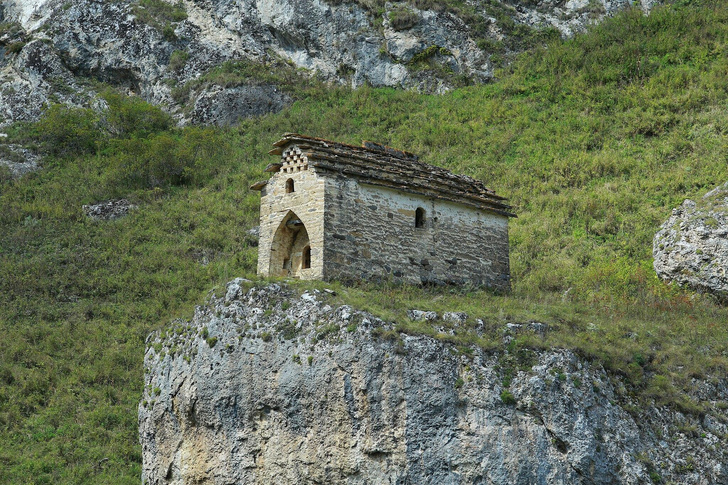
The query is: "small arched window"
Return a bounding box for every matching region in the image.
[415,207,425,228]
[302,245,311,269]
[285,179,295,193]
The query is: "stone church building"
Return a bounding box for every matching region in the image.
[251,134,515,290]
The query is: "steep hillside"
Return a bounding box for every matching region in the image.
[1,1,728,483]
[0,0,653,127]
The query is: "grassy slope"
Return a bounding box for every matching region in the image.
[2,1,728,482]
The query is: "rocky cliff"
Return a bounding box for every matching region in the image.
[1,0,657,127]
[139,279,728,484]
[654,182,728,302]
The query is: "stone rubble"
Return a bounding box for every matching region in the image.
[82,199,137,220]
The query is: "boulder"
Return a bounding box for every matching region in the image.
[653,182,728,301]
[187,85,292,126]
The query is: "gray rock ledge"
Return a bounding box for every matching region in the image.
[139,282,728,484]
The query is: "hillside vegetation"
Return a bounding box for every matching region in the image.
[1,1,728,483]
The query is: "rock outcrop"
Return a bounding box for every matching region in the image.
[653,182,728,302]
[1,0,657,127]
[0,37,93,127]
[0,143,40,178]
[82,199,137,220]
[139,280,728,484]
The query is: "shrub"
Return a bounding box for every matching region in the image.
[389,7,419,31]
[316,324,340,341]
[110,124,226,189]
[29,104,101,158]
[170,57,310,107]
[0,145,27,165]
[0,21,23,38]
[101,89,172,138]
[134,0,187,26]
[408,45,452,66]
[500,390,517,405]
[6,41,26,54]
[168,49,189,72]
[0,165,13,185]
[162,25,177,41]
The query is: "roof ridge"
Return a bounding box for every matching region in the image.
[268,134,514,217]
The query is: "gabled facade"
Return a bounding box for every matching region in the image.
[251,134,515,289]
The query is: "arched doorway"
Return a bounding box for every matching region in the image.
[269,211,311,278]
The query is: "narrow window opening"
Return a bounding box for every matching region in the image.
[283,258,290,270]
[415,207,425,228]
[286,179,295,193]
[302,245,311,269]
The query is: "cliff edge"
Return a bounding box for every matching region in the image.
[139,280,727,484]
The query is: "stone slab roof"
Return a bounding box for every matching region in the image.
[264,133,515,217]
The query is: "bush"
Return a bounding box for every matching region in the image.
[170,57,312,106]
[29,104,101,158]
[101,90,172,138]
[162,25,177,41]
[6,41,26,54]
[115,133,190,188]
[134,0,187,25]
[500,390,517,405]
[389,7,419,31]
[408,45,452,65]
[133,0,187,36]
[0,165,13,185]
[0,21,24,38]
[168,49,189,72]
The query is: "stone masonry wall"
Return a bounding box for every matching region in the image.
[322,176,510,288]
[257,166,325,279]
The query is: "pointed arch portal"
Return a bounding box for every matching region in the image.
[269,211,311,278]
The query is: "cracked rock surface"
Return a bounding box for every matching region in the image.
[654,182,728,302]
[139,280,728,484]
[1,0,656,127]
[0,143,40,177]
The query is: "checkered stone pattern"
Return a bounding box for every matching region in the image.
[280,146,309,173]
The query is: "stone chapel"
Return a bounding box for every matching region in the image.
[250,134,515,290]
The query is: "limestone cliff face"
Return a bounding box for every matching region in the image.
[139,280,728,484]
[1,0,656,127]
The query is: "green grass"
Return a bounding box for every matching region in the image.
[170,58,315,106]
[132,0,187,28]
[2,1,728,482]
[327,0,560,65]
